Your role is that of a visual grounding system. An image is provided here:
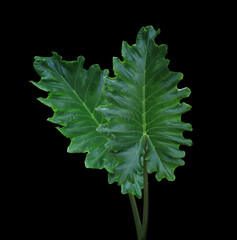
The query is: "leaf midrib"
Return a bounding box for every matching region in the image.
[48,61,100,126]
[141,33,151,136]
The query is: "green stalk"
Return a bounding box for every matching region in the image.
[129,193,142,239]
[129,135,149,240]
[141,159,149,240]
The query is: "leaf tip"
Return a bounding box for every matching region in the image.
[67,144,75,154]
[103,68,110,76]
[51,51,62,60]
[188,139,193,146]
[29,80,36,86]
[51,51,58,56]
[185,102,192,111]
[179,72,184,80]
[154,28,161,38]
[85,155,104,170]
[55,125,63,134]
[37,97,46,105]
[108,173,118,184]
[112,56,119,63]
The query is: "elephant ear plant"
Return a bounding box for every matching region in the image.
[31,26,192,240]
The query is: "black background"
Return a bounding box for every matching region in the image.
[5,2,230,239]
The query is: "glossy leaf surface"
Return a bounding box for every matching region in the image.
[32,52,109,169]
[97,26,192,198]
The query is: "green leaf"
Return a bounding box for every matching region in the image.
[31,52,109,169]
[97,26,192,198]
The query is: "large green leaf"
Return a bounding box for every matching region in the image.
[31,52,109,169]
[97,26,192,198]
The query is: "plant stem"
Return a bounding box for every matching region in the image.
[141,159,149,240]
[129,160,149,240]
[129,135,149,240]
[129,193,141,239]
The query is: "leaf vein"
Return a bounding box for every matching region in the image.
[46,63,100,126]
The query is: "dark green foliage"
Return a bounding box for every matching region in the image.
[32,26,192,199]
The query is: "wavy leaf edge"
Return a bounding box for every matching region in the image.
[31,52,110,170]
[96,26,192,198]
